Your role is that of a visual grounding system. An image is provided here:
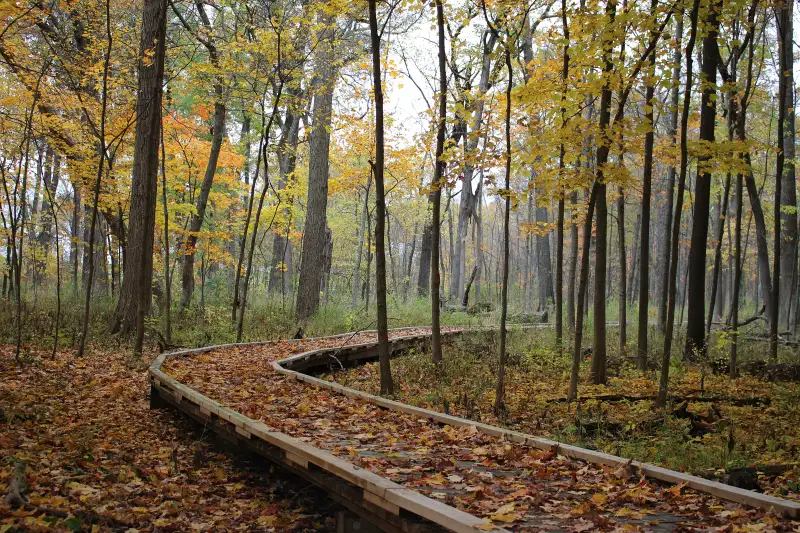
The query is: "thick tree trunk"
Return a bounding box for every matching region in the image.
[296,13,336,322]
[684,0,720,360]
[109,0,167,335]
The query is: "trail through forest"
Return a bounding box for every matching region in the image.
[164,331,799,532]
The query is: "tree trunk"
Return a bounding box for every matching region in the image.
[590,0,616,385]
[450,31,497,303]
[684,0,720,360]
[567,191,579,331]
[657,0,699,407]
[352,175,372,308]
[536,192,555,311]
[268,94,301,298]
[775,0,794,347]
[569,185,598,400]
[431,0,447,365]
[636,21,656,370]
[658,15,683,333]
[368,0,393,394]
[109,0,167,336]
[495,43,513,415]
[70,183,82,296]
[175,1,227,312]
[617,188,626,357]
[296,11,336,322]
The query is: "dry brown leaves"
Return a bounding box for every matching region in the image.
[164,333,800,532]
[0,345,338,532]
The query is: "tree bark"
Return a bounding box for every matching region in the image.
[775,0,794,344]
[657,0,699,407]
[567,191,579,332]
[684,0,720,360]
[296,9,336,322]
[430,0,447,365]
[590,0,616,385]
[658,15,683,333]
[569,185,597,400]
[174,0,227,312]
[368,0,393,394]
[109,0,166,337]
[495,42,513,415]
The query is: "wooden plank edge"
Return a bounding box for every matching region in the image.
[150,348,509,532]
[273,336,800,519]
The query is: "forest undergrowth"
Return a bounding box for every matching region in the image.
[324,329,800,503]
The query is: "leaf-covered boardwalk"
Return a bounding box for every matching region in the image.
[163,330,800,532]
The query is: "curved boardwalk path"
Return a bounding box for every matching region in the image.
[154,328,800,532]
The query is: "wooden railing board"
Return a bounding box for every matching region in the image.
[273,332,800,519]
[149,331,509,533]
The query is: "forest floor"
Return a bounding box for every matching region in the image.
[163,330,799,531]
[323,331,800,505]
[0,345,342,532]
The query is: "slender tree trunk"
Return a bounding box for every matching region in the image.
[232,112,266,322]
[567,191,579,332]
[617,188,626,357]
[636,19,656,370]
[43,158,61,359]
[267,90,301,298]
[590,0,616,385]
[706,171,732,337]
[657,0,699,407]
[431,0,447,365]
[569,185,597,400]
[70,183,81,296]
[495,43,513,416]
[353,175,372,308]
[556,196,565,345]
[160,117,172,344]
[658,15,682,333]
[368,0,393,394]
[237,81,283,341]
[731,171,743,376]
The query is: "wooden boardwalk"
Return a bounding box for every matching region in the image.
[151,328,800,532]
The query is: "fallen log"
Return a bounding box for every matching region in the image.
[547,394,770,406]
